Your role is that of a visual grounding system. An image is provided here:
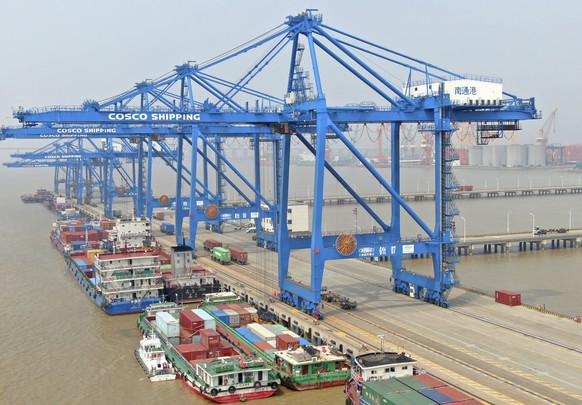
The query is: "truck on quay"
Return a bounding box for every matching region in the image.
[321,286,357,310]
[211,247,231,265]
[203,239,222,252]
[228,247,248,265]
[160,222,175,235]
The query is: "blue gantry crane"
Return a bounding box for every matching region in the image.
[5,10,538,316]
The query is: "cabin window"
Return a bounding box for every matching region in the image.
[371,370,377,375]
[402,366,408,370]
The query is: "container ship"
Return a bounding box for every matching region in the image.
[137,306,280,402]
[52,216,221,314]
[345,352,481,405]
[201,292,352,391]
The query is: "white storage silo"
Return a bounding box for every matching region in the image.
[468,145,483,166]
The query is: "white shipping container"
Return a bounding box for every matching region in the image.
[243,307,258,315]
[223,308,240,325]
[247,323,276,343]
[156,311,180,337]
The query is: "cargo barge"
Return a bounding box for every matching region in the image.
[53,217,221,314]
[201,292,352,391]
[137,306,280,402]
[66,245,164,315]
[345,352,481,404]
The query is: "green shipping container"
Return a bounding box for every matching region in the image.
[397,376,431,391]
[212,246,231,263]
[361,379,438,405]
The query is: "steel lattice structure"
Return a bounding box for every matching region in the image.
[1,10,538,316]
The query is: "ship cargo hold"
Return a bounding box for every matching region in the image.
[137,306,279,403]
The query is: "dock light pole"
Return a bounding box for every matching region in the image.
[496,178,499,191]
[378,334,385,351]
[507,211,511,234]
[529,177,533,189]
[561,176,564,187]
[569,208,573,230]
[459,216,466,242]
[529,212,535,236]
[353,207,358,233]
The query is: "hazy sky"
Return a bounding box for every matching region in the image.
[0,0,580,145]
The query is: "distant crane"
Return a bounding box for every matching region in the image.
[536,108,557,145]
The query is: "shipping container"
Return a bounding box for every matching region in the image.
[419,388,453,404]
[247,323,276,343]
[228,247,248,264]
[160,222,175,235]
[276,333,300,351]
[192,309,217,330]
[435,386,473,402]
[180,310,204,332]
[223,308,240,328]
[412,374,447,389]
[254,341,275,351]
[180,328,194,344]
[156,312,180,337]
[495,290,521,307]
[397,376,430,391]
[235,327,262,344]
[211,247,231,264]
[153,211,165,220]
[203,239,222,251]
[200,328,221,349]
[175,343,208,361]
[212,309,229,325]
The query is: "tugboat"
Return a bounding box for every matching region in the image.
[135,332,177,382]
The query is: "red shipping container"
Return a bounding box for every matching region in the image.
[200,328,221,349]
[435,385,473,402]
[180,310,204,331]
[207,347,222,358]
[446,400,483,405]
[495,290,521,307]
[219,341,235,357]
[254,341,274,351]
[276,333,300,351]
[412,374,447,388]
[175,343,207,361]
[100,220,115,230]
[228,247,247,264]
[180,328,194,344]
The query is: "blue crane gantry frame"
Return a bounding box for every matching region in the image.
[5,10,538,316]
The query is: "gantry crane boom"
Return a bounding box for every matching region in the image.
[2,9,538,317]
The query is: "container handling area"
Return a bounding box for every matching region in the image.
[5,8,578,405]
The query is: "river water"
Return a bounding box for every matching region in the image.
[1,161,581,404]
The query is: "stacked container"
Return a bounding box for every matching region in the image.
[247,323,276,345]
[156,312,180,338]
[276,334,300,351]
[192,308,217,330]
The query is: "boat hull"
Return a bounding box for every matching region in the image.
[181,377,277,403]
[65,254,162,315]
